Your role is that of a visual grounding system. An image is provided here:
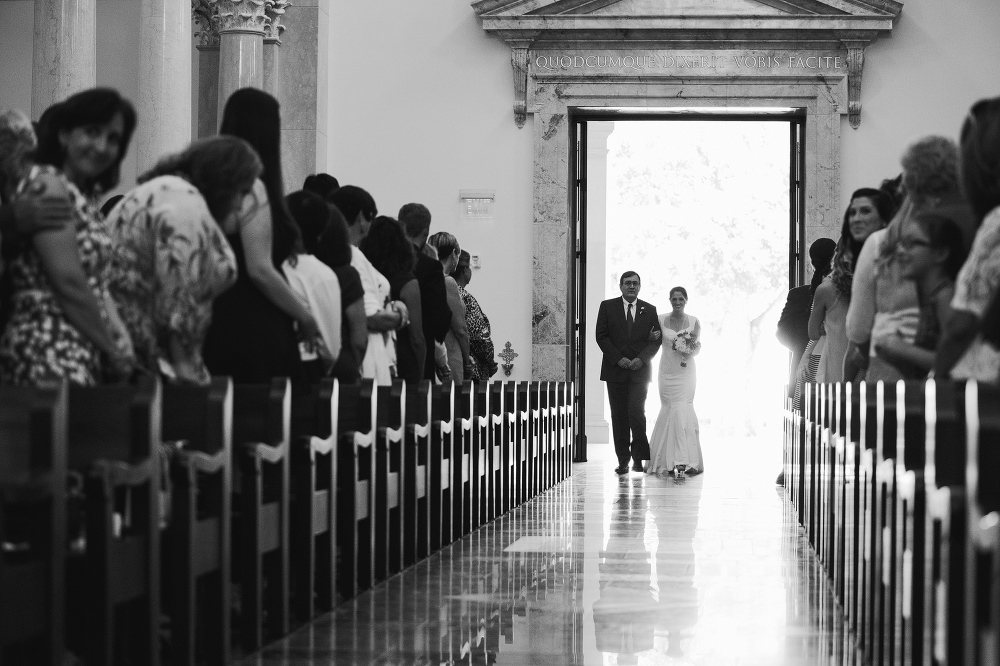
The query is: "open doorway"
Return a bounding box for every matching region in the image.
[572,113,804,463]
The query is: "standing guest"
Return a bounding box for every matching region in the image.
[0,89,136,385]
[106,136,261,384]
[283,190,342,381]
[427,231,471,382]
[302,173,339,200]
[810,190,890,383]
[875,211,967,377]
[203,88,320,383]
[775,237,836,403]
[937,97,1000,380]
[453,250,498,380]
[846,137,973,382]
[316,204,367,383]
[398,203,452,381]
[329,185,407,385]
[360,216,425,381]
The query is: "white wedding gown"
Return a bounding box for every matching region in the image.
[646,314,704,475]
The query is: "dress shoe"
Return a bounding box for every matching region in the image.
[775,471,785,486]
[631,463,644,472]
[614,466,628,475]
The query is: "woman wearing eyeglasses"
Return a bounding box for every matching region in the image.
[874,211,967,377]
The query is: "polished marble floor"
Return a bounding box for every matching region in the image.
[243,433,858,665]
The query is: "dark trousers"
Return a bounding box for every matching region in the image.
[606,380,650,467]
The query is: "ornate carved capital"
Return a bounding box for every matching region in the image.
[210,0,269,35]
[843,41,866,129]
[192,0,220,48]
[511,46,528,129]
[263,0,291,43]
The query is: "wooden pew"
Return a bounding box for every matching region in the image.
[890,380,927,666]
[503,382,521,509]
[551,383,566,484]
[335,379,376,600]
[0,383,67,666]
[67,378,161,666]
[161,379,233,665]
[474,381,492,526]
[489,382,510,518]
[429,382,455,551]
[374,380,406,582]
[856,380,880,654]
[842,381,863,634]
[289,379,338,621]
[516,383,534,503]
[870,380,900,666]
[963,381,1000,666]
[533,382,549,493]
[831,382,848,601]
[817,382,835,570]
[231,379,291,651]
[453,381,474,540]
[404,380,432,566]
[921,378,967,666]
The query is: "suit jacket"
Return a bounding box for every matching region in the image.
[596,297,660,383]
[776,285,812,359]
[413,249,452,379]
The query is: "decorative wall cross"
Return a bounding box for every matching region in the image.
[499,342,518,377]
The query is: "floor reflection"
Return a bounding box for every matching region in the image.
[242,436,856,666]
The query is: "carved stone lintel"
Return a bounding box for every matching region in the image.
[193,0,220,48]
[511,46,528,129]
[210,0,269,35]
[263,0,290,43]
[844,41,866,129]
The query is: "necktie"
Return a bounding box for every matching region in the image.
[627,303,634,334]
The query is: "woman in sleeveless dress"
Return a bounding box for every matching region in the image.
[646,286,704,478]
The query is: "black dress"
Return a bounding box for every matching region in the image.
[388,269,420,382]
[330,264,364,383]
[203,231,303,383]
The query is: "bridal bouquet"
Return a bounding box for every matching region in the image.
[672,331,700,367]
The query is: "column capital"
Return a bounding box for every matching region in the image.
[193,0,220,48]
[210,0,269,35]
[263,0,290,43]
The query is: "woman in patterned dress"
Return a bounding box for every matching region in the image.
[106,136,263,384]
[0,88,137,385]
[453,250,497,380]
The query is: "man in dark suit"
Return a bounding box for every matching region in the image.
[398,203,452,380]
[596,271,660,475]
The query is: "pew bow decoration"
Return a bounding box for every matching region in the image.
[499,342,518,377]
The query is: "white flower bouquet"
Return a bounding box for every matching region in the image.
[672,330,701,367]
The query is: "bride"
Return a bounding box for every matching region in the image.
[646,286,704,478]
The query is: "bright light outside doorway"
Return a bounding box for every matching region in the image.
[595,120,791,464]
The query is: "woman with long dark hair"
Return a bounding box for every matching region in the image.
[360,216,425,381]
[810,188,893,382]
[316,205,367,382]
[937,97,1000,380]
[0,88,137,384]
[203,88,321,382]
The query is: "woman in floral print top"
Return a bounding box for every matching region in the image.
[0,89,137,386]
[106,136,263,384]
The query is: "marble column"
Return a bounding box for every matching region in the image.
[261,3,285,98]
[31,0,96,118]
[274,0,328,194]
[136,0,192,173]
[585,122,615,445]
[213,0,267,118]
[193,0,220,138]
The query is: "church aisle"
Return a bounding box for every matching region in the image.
[242,436,856,665]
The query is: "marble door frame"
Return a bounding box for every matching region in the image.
[531,77,846,380]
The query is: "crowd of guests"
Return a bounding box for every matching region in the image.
[777,95,1000,417]
[0,86,498,391]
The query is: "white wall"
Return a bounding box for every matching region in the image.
[327,1,535,381]
[0,1,34,115]
[840,0,1000,208]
